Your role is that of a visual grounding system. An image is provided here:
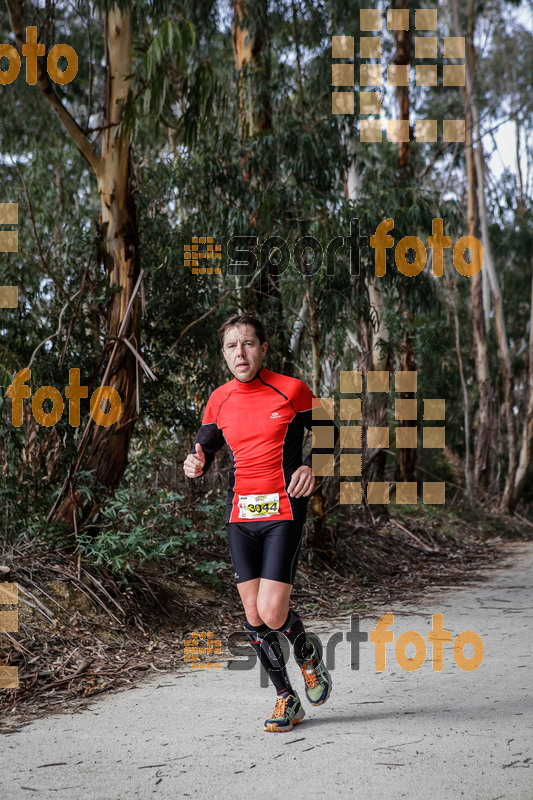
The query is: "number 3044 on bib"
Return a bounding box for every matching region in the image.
[238,493,280,519]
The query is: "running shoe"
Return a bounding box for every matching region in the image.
[264,691,305,733]
[295,632,332,706]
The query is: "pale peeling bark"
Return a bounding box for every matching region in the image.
[513,265,533,502]
[445,266,473,495]
[515,114,525,219]
[232,0,272,142]
[460,8,492,494]
[289,297,308,364]
[368,280,389,372]
[473,143,517,509]
[452,293,473,495]
[466,120,492,490]
[392,0,411,169]
[390,0,414,483]
[452,0,518,510]
[81,5,140,494]
[366,280,391,483]
[395,324,416,483]
[305,283,327,552]
[306,284,322,398]
[98,6,137,332]
[342,123,362,202]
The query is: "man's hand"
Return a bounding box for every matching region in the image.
[287,465,315,498]
[183,443,206,479]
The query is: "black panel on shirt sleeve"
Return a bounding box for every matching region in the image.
[191,422,225,474]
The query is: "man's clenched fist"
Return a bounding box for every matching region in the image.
[183,442,206,478]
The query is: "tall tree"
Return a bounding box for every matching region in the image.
[452,0,518,510]
[513,265,533,503]
[6,0,140,530]
[391,0,411,170]
[231,0,288,365]
[463,28,492,493]
[391,1,416,483]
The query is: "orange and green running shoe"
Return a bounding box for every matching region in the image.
[264,691,305,733]
[296,633,332,706]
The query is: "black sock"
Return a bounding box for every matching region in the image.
[244,620,292,694]
[276,608,313,661]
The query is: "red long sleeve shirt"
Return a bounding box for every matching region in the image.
[192,367,317,524]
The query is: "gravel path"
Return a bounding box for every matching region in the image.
[2,541,532,800]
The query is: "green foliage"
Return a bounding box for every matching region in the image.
[77,485,190,579]
[68,429,226,580]
[192,559,229,588]
[3,423,228,582]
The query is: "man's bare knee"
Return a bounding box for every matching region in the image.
[257,603,288,630]
[237,579,262,625]
[244,608,263,626]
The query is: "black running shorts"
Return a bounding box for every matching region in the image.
[226,519,306,585]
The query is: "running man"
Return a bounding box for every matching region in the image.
[183,313,335,732]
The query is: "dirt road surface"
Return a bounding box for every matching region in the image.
[2,541,532,799]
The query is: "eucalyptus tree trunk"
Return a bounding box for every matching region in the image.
[289,298,308,366]
[232,0,288,363]
[466,121,492,492]
[304,283,327,553]
[82,6,140,494]
[511,83,533,505]
[469,112,517,510]
[460,6,492,495]
[453,0,517,510]
[391,0,411,169]
[232,0,272,143]
[367,280,390,482]
[395,320,416,482]
[391,0,416,482]
[513,264,533,504]
[6,2,141,531]
[453,291,473,496]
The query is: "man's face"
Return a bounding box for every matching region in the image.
[222,324,268,382]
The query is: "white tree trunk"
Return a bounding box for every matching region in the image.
[513,264,533,501]
[452,0,517,509]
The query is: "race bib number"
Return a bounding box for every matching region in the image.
[237,493,280,520]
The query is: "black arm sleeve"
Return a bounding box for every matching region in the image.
[191,422,225,475]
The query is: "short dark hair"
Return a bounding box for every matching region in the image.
[219,314,266,346]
